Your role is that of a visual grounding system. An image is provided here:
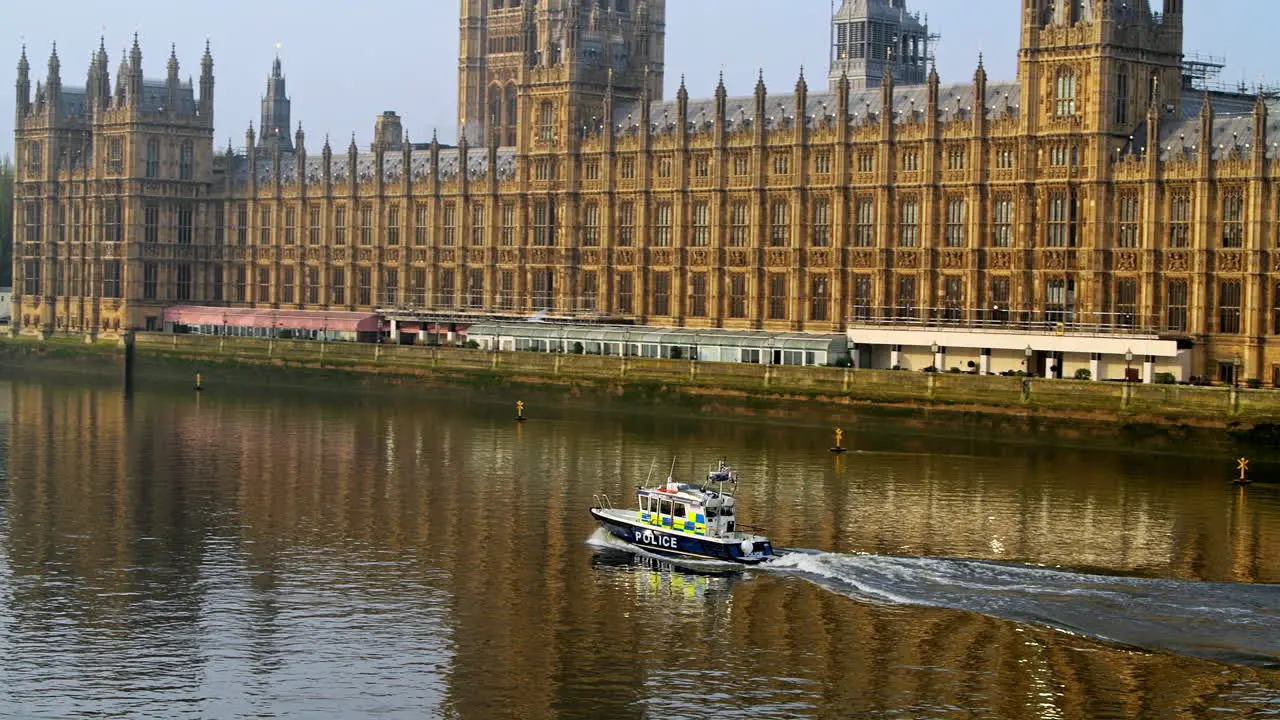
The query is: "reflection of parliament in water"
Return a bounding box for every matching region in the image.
[11,0,1280,378]
[1,381,1273,715]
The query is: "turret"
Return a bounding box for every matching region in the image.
[45,43,61,118]
[88,39,110,112]
[295,123,307,184]
[165,44,180,116]
[258,54,293,152]
[114,49,128,107]
[199,40,214,125]
[16,46,30,120]
[127,34,143,106]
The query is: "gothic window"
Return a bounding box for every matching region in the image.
[814,152,832,175]
[811,198,831,248]
[694,155,710,178]
[531,270,553,311]
[1219,280,1242,334]
[899,197,919,248]
[852,275,872,321]
[943,276,964,321]
[1114,70,1130,126]
[810,275,830,322]
[280,267,295,304]
[443,203,457,246]
[857,152,874,174]
[309,205,322,246]
[335,205,347,245]
[1055,69,1077,117]
[504,85,518,147]
[1116,278,1138,328]
[416,203,429,246]
[360,204,373,245]
[436,268,454,307]
[144,204,160,244]
[690,201,710,247]
[177,205,194,245]
[235,266,247,303]
[617,272,634,314]
[657,155,673,178]
[769,200,790,247]
[1118,192,1140,248]
[470,204,485,246]
[990,277,1010,323]
[690,273,708,318]
[992,195,1014,248]
[1223,189,1244,248]
[107,138,123,175]
[584,159,600,180]
[946,146,966,171]
[652,271,671,316]
[896,275,917,320]
[27,141,41,175]
[621,156,636,179]
[357,267,372,307]
[467,268,484,309]
[104,201,122,243]
[767,273,788,320]
[501,203,516,246]
[772,153,791,175]
[387,204,401,246]
[176,264,193,302]
[1169,191,1191,247]
[258,267,272,304]
[1046,278,1072,323]
[728,273,748,319]
[854,197,875,248]
[537,101,555,143]
[259,206,272,245]
[653,202,673,247]
[730,201,750,247]
[618,202,635,246]
[1046,191,1075,247]
[499,270,514,311]
[284,206,297,245]
[582,203,600,247]
[410,268,427,306]
[306,267,320,305]
[381,268,399,307]
[579,270,597,312]
[901,149,920,172]
[179,140,194,180]
[23,200,42,244]
[102,261,121,299]
[330,268,346,305]
[143,263,158,300]
[733,154,749,176]
[995,146,1016,169]
[146,137,161,178]
[532,199,555,246]
[944,197,966,248]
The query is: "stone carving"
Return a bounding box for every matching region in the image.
[1217,251,1243,273]
[1166,251,1190,273]
[895,250,920,269]
[499,249,518,265]
[616,249,636,266]
[652,249,673,266]
[283,247,297,262]
[357,248,374,263]
[988,251,1011,270]
[411,249,429,263]
[530,248,551,264]
[727,250,750,267]
[387,248,401,263]
[1043,250,1066,270]
[582,250,601,266]
[439,249,457,264]
[850,250,876,268]
[809,250,831,268]
[468,248,485,264]
[1115,251,1138,272]
[332,248,347,262]
[306,247,321,261]
[766,249,790,267]
[1273,253,1280,273]
[941,251,965,269]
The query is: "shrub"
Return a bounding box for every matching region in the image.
[571,341,585,355]
[1154,372,1177,385]
[832,357,853,368]
[463,339,481,350]
[1074,368,1092,381]
[922,366,938,373]
[949,367,962,374]
[1247,377,1263,389]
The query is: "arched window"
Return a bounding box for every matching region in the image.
[145,138,161,178]
[27,141,41,175]
[179,140,194,180]
[1055,69,1077,117]
[537,101,555,143]
[504,85,518,146]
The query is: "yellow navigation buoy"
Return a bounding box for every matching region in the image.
[1234,457,1252,485]
[194,373,204,392]
[515,400,527,423]
[830,427,847,454]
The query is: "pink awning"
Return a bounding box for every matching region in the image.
[162,306,382,332]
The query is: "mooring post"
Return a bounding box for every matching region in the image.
[122,329,136,392]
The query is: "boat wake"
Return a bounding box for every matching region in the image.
[762,551,1280,669]
[586,528,746,574]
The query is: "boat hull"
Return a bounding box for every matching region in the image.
[590,508,774,565]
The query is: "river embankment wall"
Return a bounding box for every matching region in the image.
[3,332,1279,437]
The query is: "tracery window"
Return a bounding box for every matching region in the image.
[1055,69,1077,117]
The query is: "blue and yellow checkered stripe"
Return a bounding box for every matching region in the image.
[639,511,708,536]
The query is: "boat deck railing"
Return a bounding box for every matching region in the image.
[591,494,614,510]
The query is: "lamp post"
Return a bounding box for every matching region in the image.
[1025,344,1033,373]
[1234,355,1243,388]
[931,341,940,372]
[1125,348,1133,383]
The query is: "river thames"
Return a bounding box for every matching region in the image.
[0,372,1277,718]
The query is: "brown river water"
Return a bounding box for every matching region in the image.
[0,372,1277,718]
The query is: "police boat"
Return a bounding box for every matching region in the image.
[590,460,775,564]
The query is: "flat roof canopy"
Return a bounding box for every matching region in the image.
[849,326,1181,358]
[468,322,848,351]
[163,306,382,333]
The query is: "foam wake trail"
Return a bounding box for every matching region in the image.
[764,552,1280,669]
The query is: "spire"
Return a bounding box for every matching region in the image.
[130,33,142,69]
[348,131,358,154]
[715,70,726,100]
[199,39,215,124]
[16,45,30,118]
[295,121,305,152]
[796,65,807,95]
[755,68,767,96]
[17,44,28,76]
[201,38,213,73]
[322,132,332,156]
[272,53,282,78]
[47,42,59,77]
[974,52,987,84]
[167,43,178,75]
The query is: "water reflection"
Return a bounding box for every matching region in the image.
[0,375,1276,718]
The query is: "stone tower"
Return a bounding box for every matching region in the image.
[457,0,666,147]
[829,0,931,91]
[258,54,292,153]
[11,37,217,336]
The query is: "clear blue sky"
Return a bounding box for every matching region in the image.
[2,1,1274,155]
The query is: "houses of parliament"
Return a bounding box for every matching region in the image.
[11,0,1280,380]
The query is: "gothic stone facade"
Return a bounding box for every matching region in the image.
[13,0,1280,380]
